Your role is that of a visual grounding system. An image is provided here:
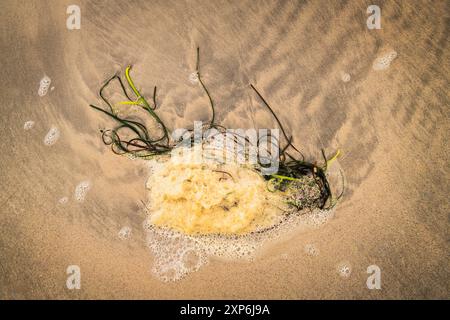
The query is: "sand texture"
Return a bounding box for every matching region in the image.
[0,0,449,299]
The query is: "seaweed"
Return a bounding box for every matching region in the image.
[89,47,343,210]
[250,84,344,209]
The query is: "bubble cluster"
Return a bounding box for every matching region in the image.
[144,194,338,280]
[58,196,69,205]
[144,203,338,282]
[38,75,51,96]
[74,180,91,202]
[125,153,137,161]
[43,126,60,146]
[188,72,199,84]
[303,209,335,228]
[372,50,398,71]
[144,223,208,282]
[23,120,35,131]
[118,226,132,240]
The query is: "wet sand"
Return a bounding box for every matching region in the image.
[0,0,449,299]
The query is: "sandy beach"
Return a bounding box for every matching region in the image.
[0,0,448,299]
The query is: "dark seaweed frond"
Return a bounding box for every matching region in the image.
[250,84,343,209]
[89,48,342,210]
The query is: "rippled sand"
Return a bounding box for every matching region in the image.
[0,0,448,299]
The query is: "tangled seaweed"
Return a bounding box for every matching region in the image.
[89,48,343,211]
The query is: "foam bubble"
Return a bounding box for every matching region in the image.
[188,72,199,84]
[386,51,398,61]
[38,75,51,96]
[58,196,69,205]
[23,120,35,130]
[118,226,132,240]
[145,207,336,281]
[126,153,137,161]
[74,180,91,202]
[43,126,60,146]
[372,50,398,71]
[145,224,208,282]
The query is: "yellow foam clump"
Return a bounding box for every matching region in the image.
[146,147,281,235]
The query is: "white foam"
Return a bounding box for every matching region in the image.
[188,72,199,84]
[23,120,35,130]
[144,223,208,282]
[74,180,91,202]
[38,75,51,96]
[372,50,398,71]
[118,226,132,240]
[58,196,69,205]
[145,207,336,281]
[143,150,345,282]
[125,153,137,161]
[43,126,60,146]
